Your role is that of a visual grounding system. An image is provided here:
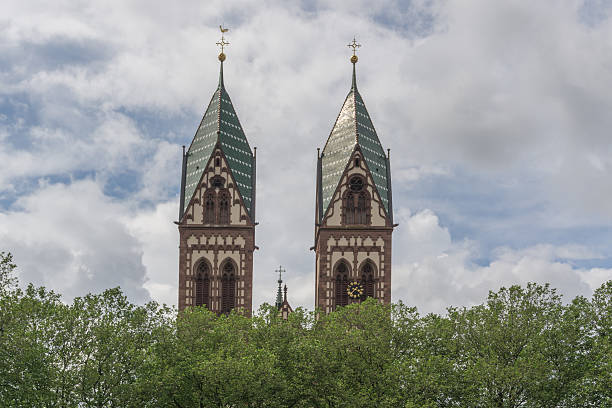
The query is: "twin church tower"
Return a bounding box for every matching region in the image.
[177,32,395,315]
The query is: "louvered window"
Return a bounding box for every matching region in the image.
[204,191,216,224]
[221,262,235,314]
[345,192,356,224]
[195,262,210,308]
[361,262,375,300]
[335,262,349,307]
[218,191,231,224]
[345,176,369,225]
[356,192,367,224]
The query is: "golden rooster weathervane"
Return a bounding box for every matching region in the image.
[216,25,230,61]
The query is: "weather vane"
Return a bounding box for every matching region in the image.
[216,25,230,61]
[275,265,286,283]
[347,37,361,63]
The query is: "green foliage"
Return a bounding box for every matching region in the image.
[0,251,610,408]
[0,252,172,408]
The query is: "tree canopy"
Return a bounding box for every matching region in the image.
[0,251,610,408]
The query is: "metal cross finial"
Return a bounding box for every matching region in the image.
[347,37,361,56]
[216,25,230,53]
[275,265,286,283]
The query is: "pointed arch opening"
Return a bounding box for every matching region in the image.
[334,260,350,308]
[220,260,236,314]
[203,176,230,225]
[203,191,216,224]
[356,192,368,224]
[218,190,231,224]
[344,175,370,225]
[345,192,356,224]
[360,261,376,300]
[194,260,211,308]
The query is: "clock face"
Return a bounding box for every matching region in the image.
[347,281,364,299]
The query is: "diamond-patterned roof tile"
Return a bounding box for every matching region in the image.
[183,62,254,217]
[320,64,390,219]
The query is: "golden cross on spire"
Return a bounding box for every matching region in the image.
[347,37,361,63]
[347,37,361,55]
[216,25,230,61]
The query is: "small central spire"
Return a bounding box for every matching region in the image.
[347,37,361,90]
[275,265,286,309]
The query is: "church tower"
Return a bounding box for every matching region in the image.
[314,40,395,313]
[178,29,256,315]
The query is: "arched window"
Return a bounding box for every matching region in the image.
[204,191,216,224]
[335,261,349,308]
[356,192,367,224]
[344,176,369,225]
[361,262,375,300]
[195,262,210,308]
[218,191,231,224]
[345,192,355,224]
[221,262,235,314]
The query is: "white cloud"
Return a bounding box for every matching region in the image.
[0,111,148,188]
[126,200,177,306]
[392,208,611,314]
[0,180,150,302]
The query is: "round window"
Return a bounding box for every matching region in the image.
[349,176,364,192]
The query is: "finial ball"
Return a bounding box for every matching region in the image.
[218,52,226,62]
[351,55,358,64]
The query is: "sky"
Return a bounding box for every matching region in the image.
[1,0,611,314]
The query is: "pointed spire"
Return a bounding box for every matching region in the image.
[275,281,282,309]
[183,26,254,218]
[319,38,391,218]
[275,265,286,309]
[280,283,293,320]
[218,60,224,88]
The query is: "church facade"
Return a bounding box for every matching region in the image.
[177,34,394,315]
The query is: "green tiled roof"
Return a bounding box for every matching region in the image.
[320,64,390,218]
[183,62,254,216]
